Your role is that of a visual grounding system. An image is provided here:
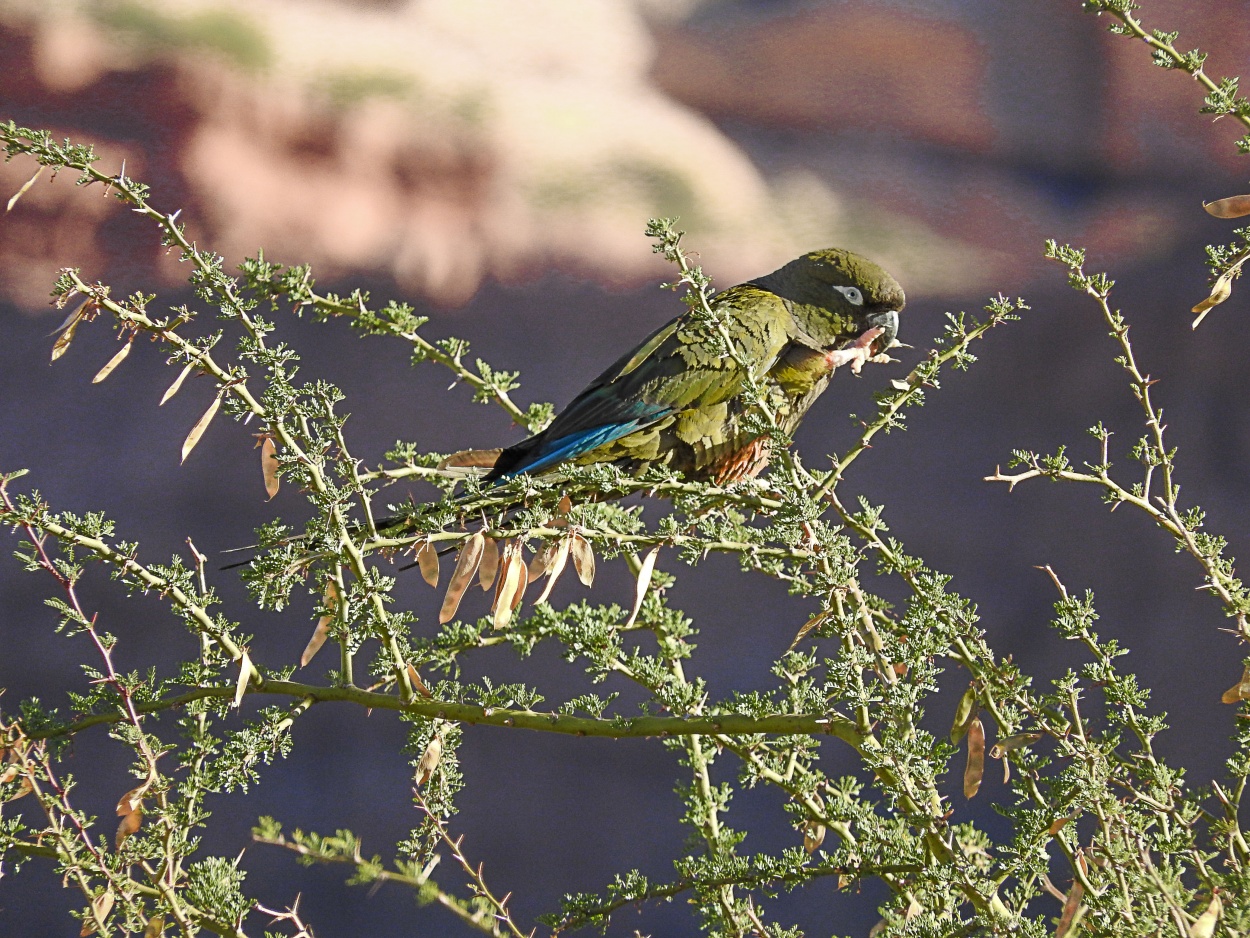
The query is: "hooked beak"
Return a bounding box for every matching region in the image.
[866,309,899,353]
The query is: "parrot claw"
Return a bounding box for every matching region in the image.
[825,326,889,375]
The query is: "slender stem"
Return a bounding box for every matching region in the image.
[24,679,863,744]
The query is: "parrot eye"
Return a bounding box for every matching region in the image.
[833,285,864,306]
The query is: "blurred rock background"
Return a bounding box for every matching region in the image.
[3,1,1250,935]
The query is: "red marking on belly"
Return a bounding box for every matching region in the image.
[712,437,771,485]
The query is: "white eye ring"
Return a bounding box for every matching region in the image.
[833,285,864,306]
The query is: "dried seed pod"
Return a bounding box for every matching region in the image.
[233,650,257,708]
[440,533,484,624]
[92,339,133,384]
[181,394,222,463]
[535,538,571,604]
[415,735,443,786]
[1049,814,1074,836]
[1188,894,1222,938]
[570,534,595,587]
[950,687,977,744]
[81,890,115,937]
[301,617,331,667]
[478,537,500,591]
[989,732,1042,760]
[1221,665,1250,704]
[789,611,829,652]
[1191,270,1235,329]
[528,542,556,580]
[51,298,92,362]
[116,781,148,847]
[115,805,142,848]
[963,717,985,799]
[160,363,194,405]
[438,448,503,469]
[406,663,433,699]
[6,165,43,212]
[415,541,440,588]
[492,542,527,629]
[802,820,825,854]
[1204,195,1250,218]
[301,581,338,667]
[260,437,280,499]
[626,547,659,627]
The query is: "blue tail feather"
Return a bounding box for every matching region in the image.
[493,420,650,479]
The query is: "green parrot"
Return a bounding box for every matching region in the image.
[482,248,904,485]
[221,248,901,571]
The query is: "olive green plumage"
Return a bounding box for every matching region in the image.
[485,248,904,483]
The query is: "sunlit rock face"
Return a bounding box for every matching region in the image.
[2,0,1246,313]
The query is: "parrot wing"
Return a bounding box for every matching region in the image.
[486,287,795,480]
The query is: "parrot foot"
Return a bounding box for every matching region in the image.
[825,326,887,375]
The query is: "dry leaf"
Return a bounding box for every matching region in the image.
[1221,665,1250,704]
[535,538,571,604]
[802,820,825,854]
[437,448,502,469]
[440,532,484,623]
[51,298,92,362]
[626,547,659,627]
[260,437,279,499]
[989,732,1042,759]
[91,339,133,383]
[570,534,595,587]
[233,649,257,708]
[1049,815,1074,836]
[415,735,443,785]
[1204,195,1250,218]
[6,165,43,212]
[963,716,985,799]
[479,536,500,591]
[160,363,194,405]
[181,394,222,464]
[1189,894,1222,938]
[415,541,440,588]
[406,663,433,699]
[950,687,977,744]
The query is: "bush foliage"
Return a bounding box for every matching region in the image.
[5,3,1250,936]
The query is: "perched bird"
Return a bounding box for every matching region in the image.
[222,248,901,570]
[481,248,904,485]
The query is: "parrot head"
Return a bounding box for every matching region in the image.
[753,247,904,355]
